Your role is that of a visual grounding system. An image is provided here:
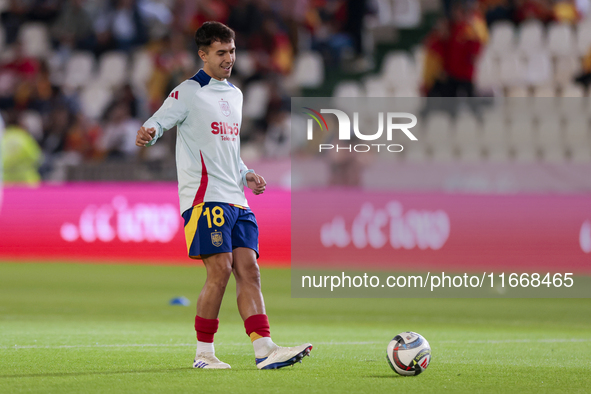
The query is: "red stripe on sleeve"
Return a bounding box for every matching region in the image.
[192,152,209,206]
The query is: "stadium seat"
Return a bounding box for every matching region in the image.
[64,51,96,89]
[18,22,51,59]
[96,51,129,88]
[333,81,364,97]
[363,75,390,97]
[564,116,591,163]
[506,86,529,97]
[532,85,556,97]
[404,143,429,162]
[391,0,422,28]
[537,117,565,162]
[292,51,324,88]
[557,96,584,118]
[381,51,418,89]
[489,21,516,55]
[576,20,591,55]
[233,50,256,79]
[499,52,526,87]
[19,110,44,141]
[130,50,154,91]
[242,81,270,120]
[565,118,591,162]
[412,46,425,80]
[565,117,589,146]
[80,85,113,120]
[508,117,537,162]
[392,86,420,97]
[561,84,585,97]
[554,55,580,87]
[517,20,545,56]
[475,52,500,91]
[525,51,553,86]
[482,117,510,162]
[570,146,591,162]
[425,111,453,160]
[455,112,482,162]
[547,22,576,57]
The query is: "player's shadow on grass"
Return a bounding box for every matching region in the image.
[0,367,195,379]
[366,375,403,379]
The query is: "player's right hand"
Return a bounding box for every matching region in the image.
[136,127,156,147]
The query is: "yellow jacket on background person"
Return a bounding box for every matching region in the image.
[1,125,42,185]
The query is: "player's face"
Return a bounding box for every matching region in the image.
[201,40,236,81]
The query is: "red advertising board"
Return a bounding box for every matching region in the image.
[2,184,591,273]
[0,183,290,266]
[292,190,591,274]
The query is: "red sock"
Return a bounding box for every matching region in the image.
[244,314,271,342]
[195,315,219,343]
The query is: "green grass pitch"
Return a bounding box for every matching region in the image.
[1,262,590,393]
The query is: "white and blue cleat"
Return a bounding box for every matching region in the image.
[256,343,313,370]
[193,353,231,369]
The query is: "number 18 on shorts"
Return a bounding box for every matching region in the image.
[182,202,259,259]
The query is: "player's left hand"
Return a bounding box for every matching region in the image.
[246,172,266,195]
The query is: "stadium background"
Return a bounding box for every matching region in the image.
[1,0,591,393]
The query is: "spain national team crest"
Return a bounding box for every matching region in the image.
[219,100,231,117]
[211,231,223,247]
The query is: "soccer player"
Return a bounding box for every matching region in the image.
[135,21,312,370]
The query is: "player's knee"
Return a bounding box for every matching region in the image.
[213,263,233,281]
[236,263,260,287]
[205,256,233,283]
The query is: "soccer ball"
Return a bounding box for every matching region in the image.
[386,331,431,376]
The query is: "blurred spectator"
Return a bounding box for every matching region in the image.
[263,79,291,157]
[94,0,148,55]
[51,0,96,52]
[108,83,141,118]
[344,0,368,59]
[98,102,141,159]
[421,1,486,97]
[63,114,102,161]
[27,0,62,23]
[422,18,448,96]
[41,103,72,161]
[227,0,266,50]
[250,16,295,75]
[264,111,291,158]
[515,0,553,23]
[188,0,231,31]
[1,0,30,45]
[468,1,489,44]
[574,46,591,91]
[310,0,355,69]
[443,3,484,96]
[0,42,40,110]
[479,0,515,26]
[13,60,52,111]
[146,32,195,113]
[553,0,579,23]
[1,110,42,185]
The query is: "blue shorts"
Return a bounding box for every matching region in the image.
[182,202,259,259]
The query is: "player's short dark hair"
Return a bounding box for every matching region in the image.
[194,21,235,52]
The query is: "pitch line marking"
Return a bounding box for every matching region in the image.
[2,338,591,350]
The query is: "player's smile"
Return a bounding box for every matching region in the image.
[200,39,236,81]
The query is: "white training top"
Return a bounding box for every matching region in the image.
[143,69,249,214]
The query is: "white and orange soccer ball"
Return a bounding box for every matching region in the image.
[386,331,431,376]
